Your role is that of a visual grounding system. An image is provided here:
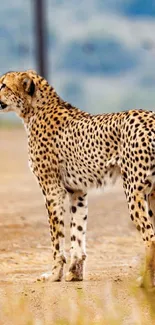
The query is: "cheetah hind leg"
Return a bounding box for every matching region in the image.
[137,242,155,289]
[138,191,155,289]
[123,183,155,289]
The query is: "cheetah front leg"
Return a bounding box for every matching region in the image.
[37,177,67,282]
[148,189,155,229]
[66,191,88,281]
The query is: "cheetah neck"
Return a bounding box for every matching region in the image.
[21,79,62,125]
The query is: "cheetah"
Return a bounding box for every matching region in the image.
[1,69,155,286]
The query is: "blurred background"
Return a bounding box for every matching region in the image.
[0,0,155,123]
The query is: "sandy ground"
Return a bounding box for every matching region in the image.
[0,129,154,324]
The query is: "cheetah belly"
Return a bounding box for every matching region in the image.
[59,156,120,191]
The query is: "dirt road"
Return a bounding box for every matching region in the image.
[0,129,154,324]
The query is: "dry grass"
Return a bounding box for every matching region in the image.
[0,281,155,325]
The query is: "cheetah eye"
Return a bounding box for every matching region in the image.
[0,83,6,90]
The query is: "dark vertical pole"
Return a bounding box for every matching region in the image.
[34,0,47,79]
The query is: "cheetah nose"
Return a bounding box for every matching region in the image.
[0,100,7,109]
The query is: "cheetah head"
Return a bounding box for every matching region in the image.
[0,70,38,119]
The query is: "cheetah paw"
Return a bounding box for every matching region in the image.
[136,276,144,287]
[65,256,85,281]
[37,271,62,282]
[136,274,155,289]
[65,271,83,282]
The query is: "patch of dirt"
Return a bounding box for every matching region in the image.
[0,129,153,324]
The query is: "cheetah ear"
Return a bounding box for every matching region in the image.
[22,77,35,96]
[26,69,37,75]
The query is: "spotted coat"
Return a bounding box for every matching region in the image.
[0,70,155,285]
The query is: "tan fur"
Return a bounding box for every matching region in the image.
[1,70,155,285]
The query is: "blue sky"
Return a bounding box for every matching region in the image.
[0,0,155,119]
